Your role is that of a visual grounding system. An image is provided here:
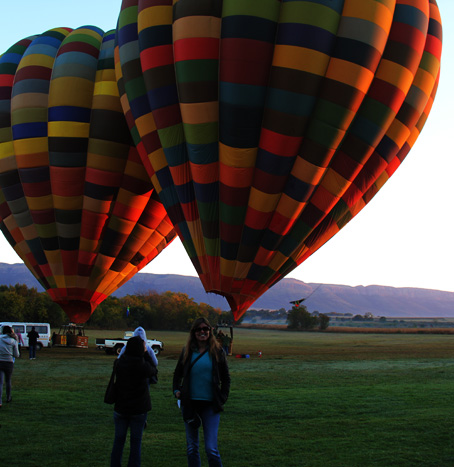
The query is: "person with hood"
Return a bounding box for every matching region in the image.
[117,327,158,368]
[173,318,230,467]
[110,336,157,467]
[0,326,20,408]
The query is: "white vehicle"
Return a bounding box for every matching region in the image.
[0,322,51,349]
[96,331,164,356]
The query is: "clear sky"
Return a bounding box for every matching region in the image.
[0,0,452,293]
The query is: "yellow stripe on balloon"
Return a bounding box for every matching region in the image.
[48,121,90,138]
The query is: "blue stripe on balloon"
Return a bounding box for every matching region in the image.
[147,85,179,110]
[19,166,49,183]
[393,4,428,34]
[117,22,139,48]
[186,142,218,164]
[48,106,91,122]
[255,149,295,176]
[0,52,23,65]
[175,182,195,204]
[277,23,335,55]
[266,88,316,116]
[220,82,266,107]
[12,122,47,139]
[193,181,218,203]
[11,79,50,97]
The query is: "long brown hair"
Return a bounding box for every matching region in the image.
[183,317,220,363]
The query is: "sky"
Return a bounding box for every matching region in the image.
[0,0,452,293]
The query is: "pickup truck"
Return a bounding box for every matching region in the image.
[96,331,164,356]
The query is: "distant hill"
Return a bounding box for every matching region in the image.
[1,262,454,318]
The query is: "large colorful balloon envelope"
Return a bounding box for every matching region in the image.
[115,0,442,320]
[0,26,176,323]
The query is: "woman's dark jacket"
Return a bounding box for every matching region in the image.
[173,347,230,413]
[114,353,156,415]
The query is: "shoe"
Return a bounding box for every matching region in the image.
[6,397,12,403]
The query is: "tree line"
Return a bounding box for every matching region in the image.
[0,284,329,331]
[0,284,233,330]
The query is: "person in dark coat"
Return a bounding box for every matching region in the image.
[27,326,39,360]
[173,318,230,467]
[110,336,157,467]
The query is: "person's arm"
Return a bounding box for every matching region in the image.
[146,345,158,366]
[173,349,185,399]
[12,340,20,359]
[218,351,231,404]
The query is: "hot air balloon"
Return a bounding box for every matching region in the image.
[0,26,175,323]
[115,0,442,320]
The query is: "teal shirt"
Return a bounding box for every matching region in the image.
[189,351,214,401]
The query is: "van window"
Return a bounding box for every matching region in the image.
[13,325,25,333]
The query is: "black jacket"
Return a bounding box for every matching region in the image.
[173,347,230,413]
[114,353,156,415]
[27,330,39,345]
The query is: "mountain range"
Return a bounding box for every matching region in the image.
[1,262,454,318]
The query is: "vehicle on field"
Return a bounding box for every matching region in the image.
[53,323,89,349]
[0,322,51,349]
[96,331,164,356]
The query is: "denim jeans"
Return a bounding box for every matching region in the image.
[0,361,13,405]
[185,401,222,467]
[29,344,36,359]
[111,411,147,467]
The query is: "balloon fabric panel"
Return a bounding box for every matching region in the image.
[116,0,442,319]
[0,27,176,323]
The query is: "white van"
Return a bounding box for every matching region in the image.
[0,322,51,349]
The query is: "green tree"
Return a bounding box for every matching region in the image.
[318,313,330,330]
[287,305,318,330]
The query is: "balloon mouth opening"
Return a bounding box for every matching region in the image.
[57,301,96,324]
[206,290,250,322]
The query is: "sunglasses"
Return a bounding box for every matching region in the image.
[195,326,210,333]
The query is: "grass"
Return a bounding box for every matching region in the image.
[2,329,454,466]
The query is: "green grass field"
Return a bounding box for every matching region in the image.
[2,329,454,466]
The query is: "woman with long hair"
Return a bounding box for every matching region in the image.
[110,336,157,466]
[173,318,231,467]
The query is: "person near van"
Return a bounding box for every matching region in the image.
[173,318,231,467]
[0,325,20,408]
[110,336,157,467]
[15,330,24,354]
[27,327,39,360]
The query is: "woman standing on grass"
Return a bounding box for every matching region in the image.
[173,318,231,467]
[0,325,20,408]
[110,336,157,467]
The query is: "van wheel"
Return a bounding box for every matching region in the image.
[114,344,124,355]
[36,343,43,351]
[152,346,160,356]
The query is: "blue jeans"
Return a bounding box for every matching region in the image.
[185,402,222,467]
[0,361,13,405]
[111,411,147,467]
[29,345,36,359]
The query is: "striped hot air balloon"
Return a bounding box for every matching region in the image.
[115,0,442,320]
[0,26,175,323]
